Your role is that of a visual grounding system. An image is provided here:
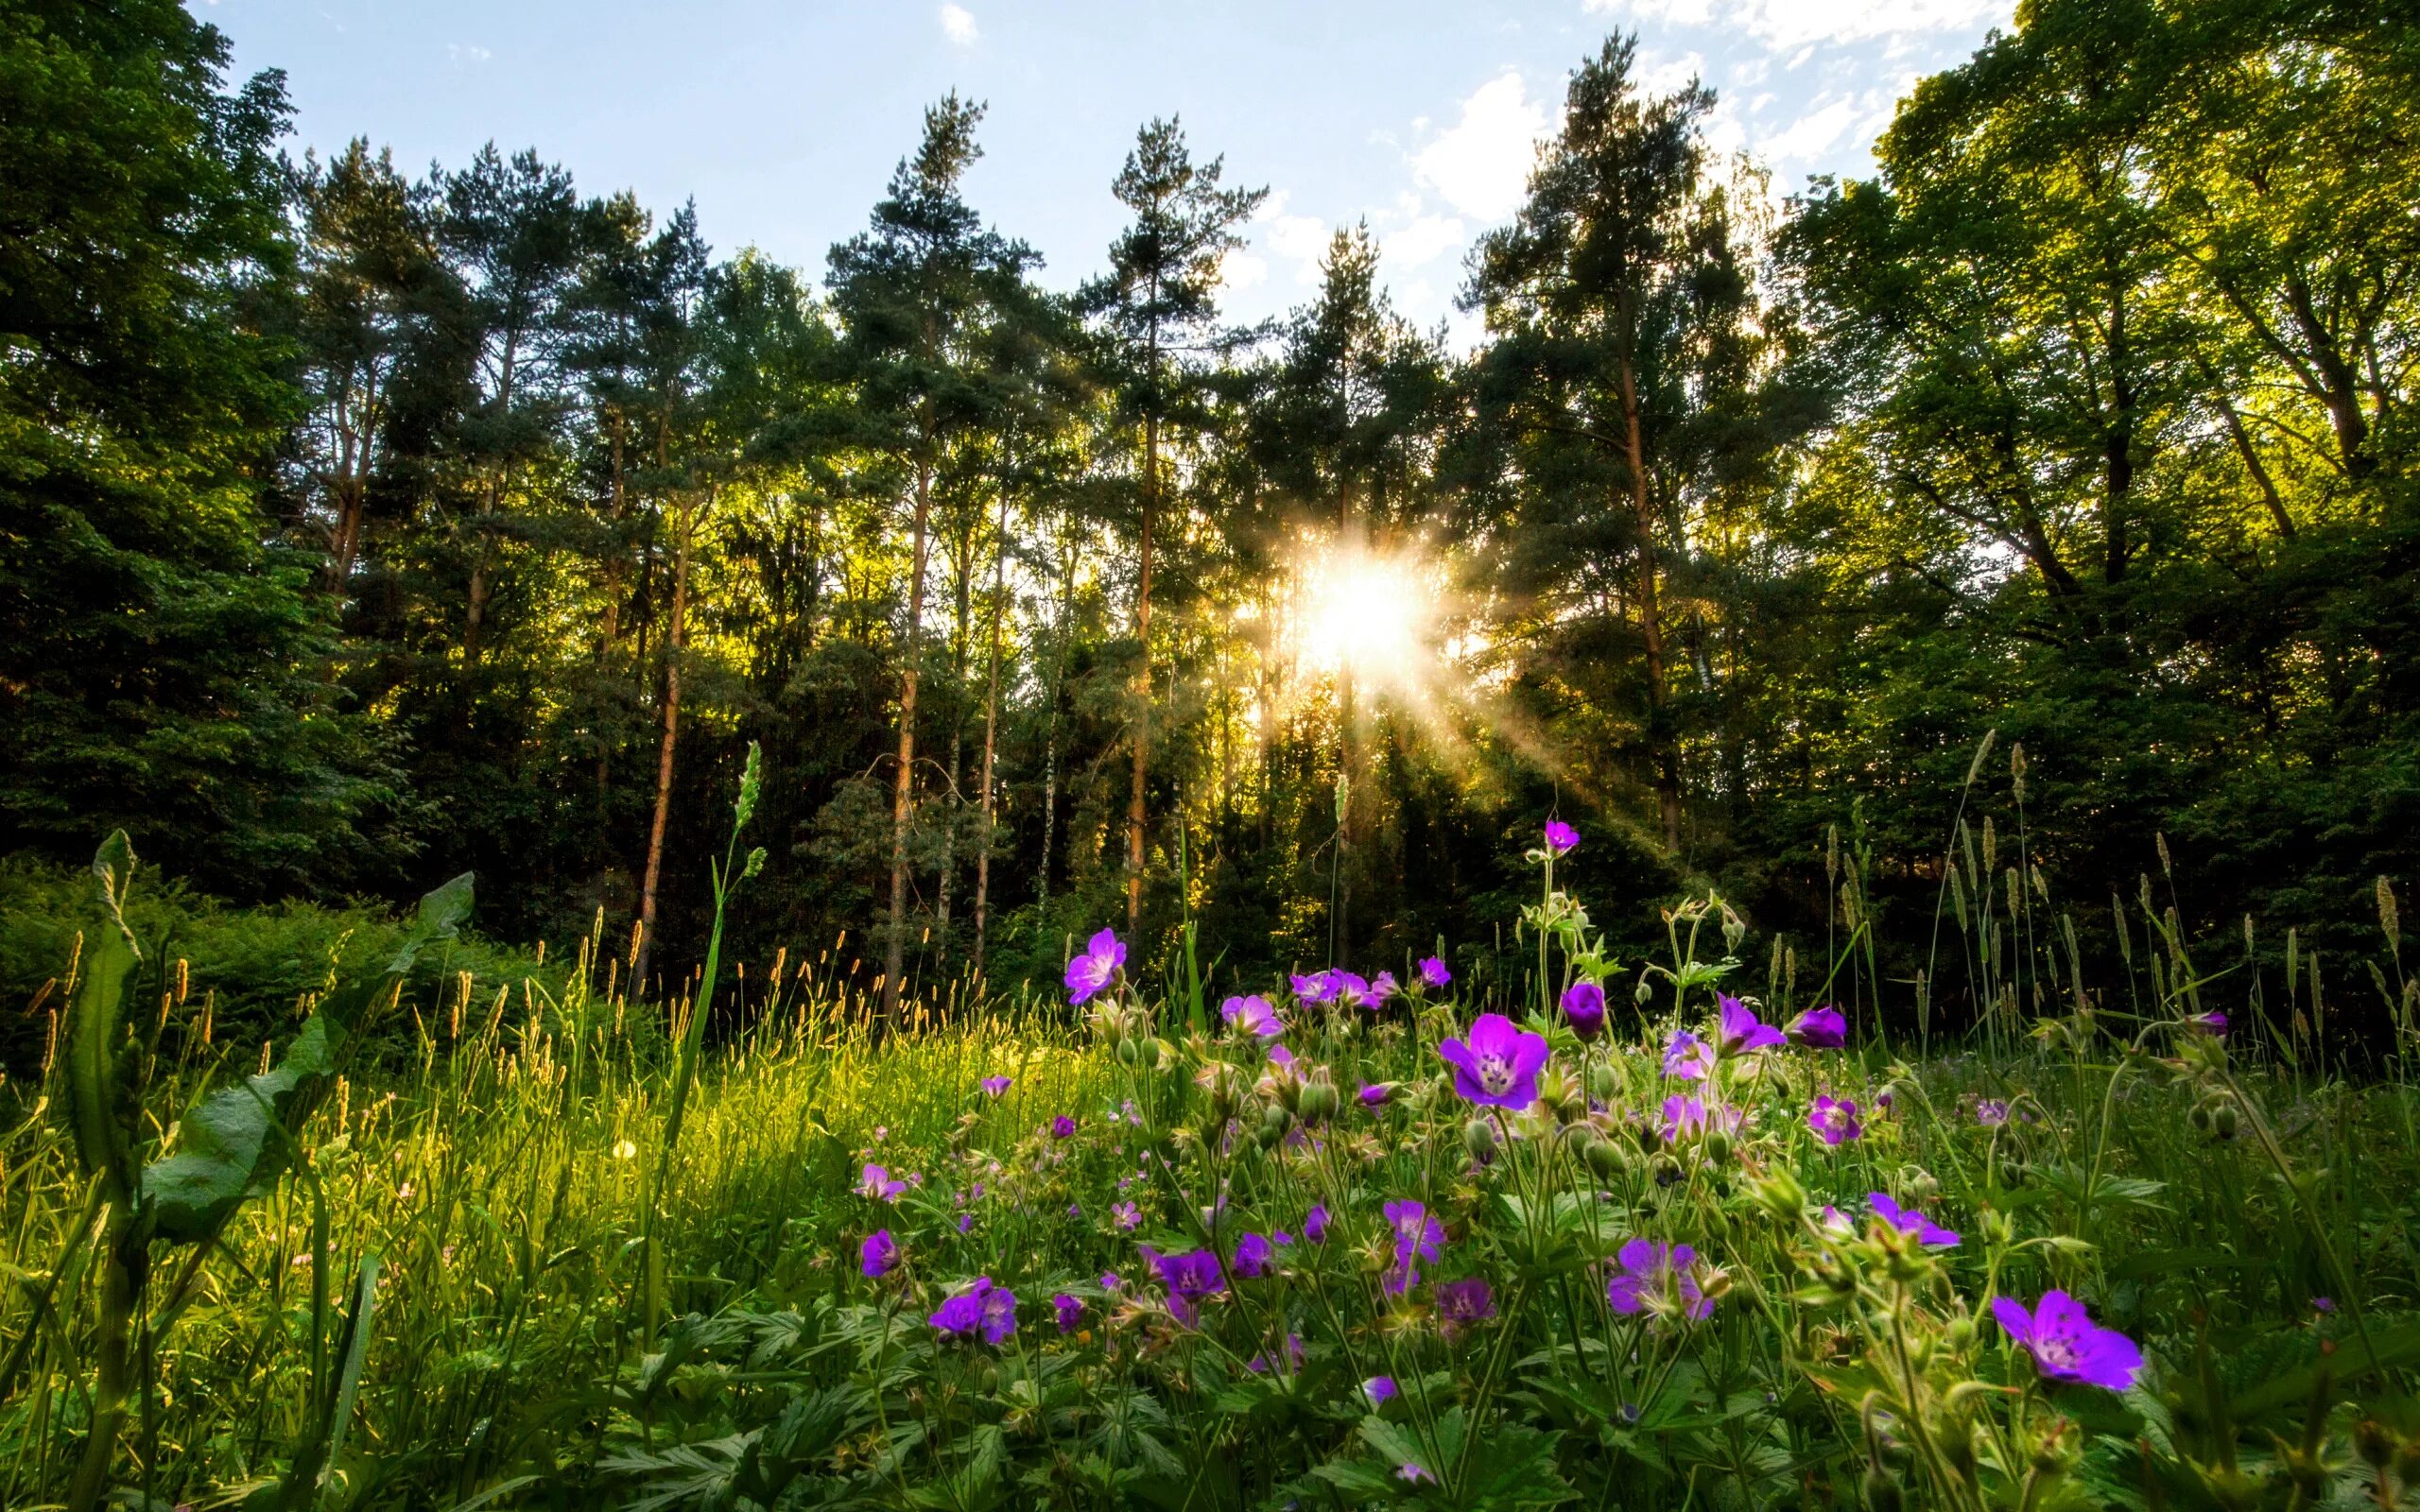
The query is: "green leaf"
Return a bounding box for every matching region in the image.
[68,832,144,1203]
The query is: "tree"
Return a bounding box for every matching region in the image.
[827,94,1036,1014]
[1466,36,1739,852]
[1084,117,1266,936]
[0,0,400,893]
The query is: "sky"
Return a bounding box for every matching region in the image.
[205,0,2014,346]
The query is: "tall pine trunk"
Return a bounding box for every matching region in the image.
[1125,411,1156,935]
[632,493,695,994]
[883,424,937,1018]
[1620,351,1682,852]
[974,480,1011,973]
[1039,524,1075,911]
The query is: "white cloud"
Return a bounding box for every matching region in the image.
[447,43,492,65]
[1217,246,1269,294]
[1252,191,1334,287]
[939,4,978,46]
[1761,94,1858,164]
[1411,72,1554,227]
[1383,213,1467,272]
[1635,49,1707,98]
[1584,0,1715,24]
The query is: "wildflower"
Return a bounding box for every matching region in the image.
[1064,928,1126,1006]
[1113,1200,1141,1231]
[1788,1005,1848,1049]
[858,1163,906,1201]
[1141,1246,1227,1327]
[1975,1098,2011,1126]
[2312,1296,2337,1314]
[1234,1230,1293,1279]
[957,1213,975,1234]
[1818,1205,1854,1236]
[1658,1093,1712,1143]
[930,1278,1018,1345]
[1304,1203,1330,1244]
[1363,1375,1399,1404]
[1246,1333,1305,1372]
[1051,1115,1078,1140]
[2190,1010,2229,1037]
[1808,1095,1862,1146]
[1868,1192,1959,1247]
[1439,1012,1550,1110]
[1416,955,1452,991]
[1396,1461,1436,1486]
[1383,1199,1444,1297]
[979,1075,1012,1096]
[1221,993,1285,1039]
[1716,996,1788,1056]
[1053,1293,1083,1333]
[1606,1238,1712,1320]
[611,1139,638,1160]
[1663,1030,1716,1081]
[1542,819,1579,856]
[1099,1271,1121,1291]
[1561,980,1607,1040]
[859,1228,899,1278]
[1989,1290,2142,1390]
[1343,971,1399,1009]
[1437,1277,1496,1331]
[1357,1081,1393,1107]
[1267,1043,1296,1071]
[1290,970,1341,1005]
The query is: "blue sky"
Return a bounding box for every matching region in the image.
[207,0,2013,342]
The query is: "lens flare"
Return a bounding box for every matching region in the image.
[1293,546,1435,686]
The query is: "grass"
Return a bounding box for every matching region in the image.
[3,755,2417,1508]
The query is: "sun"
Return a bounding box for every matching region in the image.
[1293,544,1436,686]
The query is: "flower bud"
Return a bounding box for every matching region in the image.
[1298,1067,1340,1124]
[1464,1116,1499,1163]
[1861,1468,1903,1512]
[1944,1315,1976,1351]
[2211,1102,2239,1140]
[1703,1129,1733,1165]
[1115,1039,1140,1067]
[1259,1102,1293,1145]
[1588,1061,1617,1101]
[1749,1166,1806,1221]
[1585,1133,1629,1179]
[1651,1153,1683,1187]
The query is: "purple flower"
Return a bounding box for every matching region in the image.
[1438,1012,1551,1110]
[1716,996,1788,1056]
[1357,1081,1392,1107]
[1346,971,1399,1010]
[1141,1246,1227,1327]
[1437,1277,1496,1328]
[2313,1296,2337,1314]
[1789,1005,1848,1049]
[1064,928,1126,1006]
[858,1163,906,1201]
[1561,980,1607,1040]
[1053,1293,1083,1333]
[1416,956,1452,991]
[2191,1010,2228,1037]
[1221,993,1285,1038]
[1290,970,1340,1005]
[1542,819,1580,856]
[1099,1270,1122,1291]
[1869,1192,1960,1247]
[979,1075,1012,1096]
[1363,1375,1398,1405]
[1396,1461,1436,1486]
[1267,1043,1295,1070]
[1990,1291,2142,1391]
[1976,1098,2011,1126]
[930,1278,1017,1344]
[1234,1230,1293,1279]
[1383,1199,1444,1297]
[1246,1333,1305,1373]
[1606,1238,1712,1320]
[1051,1115,1078,1140]
[957,1212,975,1234]
[1113,1200,1141,1231]
[1809,1095,1862,1146]
[859,1228,899,1278]
[1304,1203,1329,1244]
[1659,1093,1719,1143]
[1663,1030,1716,1081]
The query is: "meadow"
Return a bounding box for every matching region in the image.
[0,752,2414,1512]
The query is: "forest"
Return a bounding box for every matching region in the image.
[6,0,2413,1022]
[4,2,2420,1508]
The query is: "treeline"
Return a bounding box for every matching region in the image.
[1,0,2412,1017]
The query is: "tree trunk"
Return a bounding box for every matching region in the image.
[1126,413,1156,936]
[632,495,694,996]
[883,429,937,1018]
[1620,352,1683,852]
[1040,524,1074,911]
[974,478,1011,974]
